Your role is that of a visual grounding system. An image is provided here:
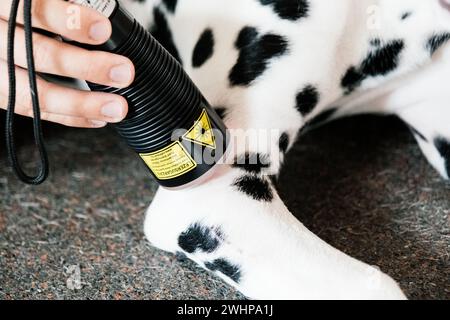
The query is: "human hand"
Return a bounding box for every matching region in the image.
[0,0,134,128]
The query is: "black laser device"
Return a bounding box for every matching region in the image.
[5,0,229,188]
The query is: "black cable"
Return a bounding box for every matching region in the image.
[5,0,49,185]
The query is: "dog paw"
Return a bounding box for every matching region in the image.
[357,266,407,300]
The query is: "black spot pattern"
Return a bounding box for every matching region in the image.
[434,137,450,178]
[162,0,178,13]
[205,259,242,283]
[259,0,309,21]
[361,40,405,76]
[192,28,215,68]
[279,132,290,153]
[401,12,412,20]
[427,33,450,56]
[341,40,404,94]
[233,153,271,174]
[341,67,366,94]
[296,85,320,116]
[370,38,382,47]
[235,26,259,49]
[230,26,288,86]
[233,175,274,202]
[178,223,223,254]
[151,8,182,64]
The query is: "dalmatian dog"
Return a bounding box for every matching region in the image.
[121,0,450,299]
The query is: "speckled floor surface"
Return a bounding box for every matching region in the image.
[0,113,449,300]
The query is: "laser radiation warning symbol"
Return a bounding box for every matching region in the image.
[182,109,216,149]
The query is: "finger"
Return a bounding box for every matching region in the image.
[0,0,112,45]
[0,93,106,128]
[0,20,135,88]
[0,59,129,123]
[40,113,107,128]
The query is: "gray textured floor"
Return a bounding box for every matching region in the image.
[0,114,449,300]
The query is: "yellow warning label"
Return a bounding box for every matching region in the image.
[139,141,197,180]
[183,109,216,149]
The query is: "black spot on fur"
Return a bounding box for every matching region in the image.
[296,85,320,116]
[235,26,259,49]
[427,33,450,56]
[401,11,412,20]
[192,28,215,68]
[151,8,182,64]
[341,67,366,94]
[230,27,288,86]
[178,223,223,254]
[341,40,404,94]
[370,38,382,47]
[205,259,242,283]
[434,137,450,178]
[233,153,271,174]
[233,175,273,202]
[360,40,405,77]
[279,132,290,153]
[161,0,178,13]
[259,0,309,21]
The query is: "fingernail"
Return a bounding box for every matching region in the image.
[109,64,133,84]
[101,101,125,119]
[90,120,107,127]
[89,21,110,42]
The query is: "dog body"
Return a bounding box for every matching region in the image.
[122,0,450,299]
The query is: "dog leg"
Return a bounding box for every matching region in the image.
[395,48,450,180]
[401,105,450,181]
[144,161,406,299]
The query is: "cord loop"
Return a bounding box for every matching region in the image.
[5,0,49,185]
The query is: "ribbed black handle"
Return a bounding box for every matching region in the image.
[89,20,204,153]
[84,4,228,188]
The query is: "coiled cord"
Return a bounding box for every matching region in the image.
[5,0,49,185]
